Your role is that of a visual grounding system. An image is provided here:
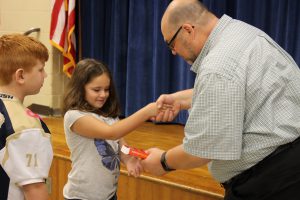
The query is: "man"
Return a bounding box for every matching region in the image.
[141,0,300,199]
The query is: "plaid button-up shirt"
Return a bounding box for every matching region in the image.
[184,15,300,182]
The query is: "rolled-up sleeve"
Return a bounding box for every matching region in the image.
[184,73,245,160]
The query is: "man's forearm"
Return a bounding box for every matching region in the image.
[166,145,210,170]
[171,89,193,110]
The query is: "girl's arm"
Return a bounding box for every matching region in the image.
[119,138,143,177]
[71,102,157,140]
[119,138,131,164]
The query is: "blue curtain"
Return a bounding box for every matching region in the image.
[79,0,300,124]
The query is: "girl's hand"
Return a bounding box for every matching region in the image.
[126,157,144,178]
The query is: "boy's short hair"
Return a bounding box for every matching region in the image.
[0,34,49,85]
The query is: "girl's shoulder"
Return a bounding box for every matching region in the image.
[64,109,92,123]
[97,115,119,125]
[65,109,90,117]
[65,110,119,124]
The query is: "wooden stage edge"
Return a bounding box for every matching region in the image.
[123,170,224,198]
[44,117,224,200]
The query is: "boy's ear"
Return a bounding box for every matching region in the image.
[15,68,25,84]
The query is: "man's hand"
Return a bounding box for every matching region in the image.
[141,148,167,176]
[153,94,181,122]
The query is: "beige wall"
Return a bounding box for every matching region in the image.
[0,0,68,114]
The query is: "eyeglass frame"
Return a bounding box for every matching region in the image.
[166,25,195,50]
[166,26,183,50]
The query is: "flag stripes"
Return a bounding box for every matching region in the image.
[50,0,76,77]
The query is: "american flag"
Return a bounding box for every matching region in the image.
[50,0,76,77]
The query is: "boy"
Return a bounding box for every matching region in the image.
[0,34,53,200]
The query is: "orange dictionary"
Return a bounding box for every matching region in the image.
[121,145,148,159]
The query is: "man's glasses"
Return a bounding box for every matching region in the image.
[166,26,182,50]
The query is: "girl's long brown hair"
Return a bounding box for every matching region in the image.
[62,58,120,117]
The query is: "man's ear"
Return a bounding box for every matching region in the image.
[182,24,196,42]
[182,24,194,34]
[15,68,25,84]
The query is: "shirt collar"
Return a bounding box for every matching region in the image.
[191,14,233,73]
[0,93,16,100]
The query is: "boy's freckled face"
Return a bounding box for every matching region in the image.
[84,73,110,109]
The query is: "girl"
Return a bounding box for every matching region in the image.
[62,58,158,200]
